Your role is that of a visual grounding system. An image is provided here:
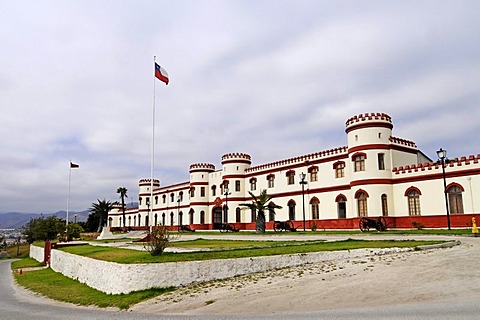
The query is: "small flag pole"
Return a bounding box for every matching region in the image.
[67,162,72,229]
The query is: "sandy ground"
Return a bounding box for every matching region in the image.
[130,235,480,315]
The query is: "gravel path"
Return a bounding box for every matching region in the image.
[130,235,479,315]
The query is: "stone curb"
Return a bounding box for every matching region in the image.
[416,240,461,250]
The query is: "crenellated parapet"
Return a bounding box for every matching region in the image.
[389,136,417,148]
[345,112,393,133]
[392,154,480,174]
[221,153,252,165]
[189,163,216,173]
[139,179,160,187]
[246,147,348,173]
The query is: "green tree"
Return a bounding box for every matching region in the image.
[22,216,64,243]
[87,199,114,232]
[60,223,84,241]
[116,187,128,228]
[239,190,282,233]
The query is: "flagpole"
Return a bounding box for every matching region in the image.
[66,162,72,229]
[150,56,156,233]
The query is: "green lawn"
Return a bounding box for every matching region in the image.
[60,239,444,264]
[14,267,173,309]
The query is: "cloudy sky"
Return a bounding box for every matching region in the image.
[1,0,479,214]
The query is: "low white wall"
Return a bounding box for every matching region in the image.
[44,246,411,294]
[29,245,44,263]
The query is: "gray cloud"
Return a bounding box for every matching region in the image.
[1,0,479,213]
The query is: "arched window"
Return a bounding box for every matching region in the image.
[310,197,320,220]
[250,178,257,191]
[138,214,141,226]
[162,194,166,203]
[170,212,174,226]
[288,200,296,220]
[352,153,366,172]
[251,207,257,222]
[154,213,158,226]
[236,207,241,223]
[406,187,421,216]
[333,161,345,178]
[179,211,183,226]
[336,194,347,219]
[286,170,295,185]
[162,213,165,226]
[128,216,131,226]
[155,196,158,205]
[308,166,318,182]
[355,191,368,217]
[268,202,276,221]
[267,174,275,188]
[211,185,217,196]
[381,194,388,216]
[108,217,113,227]
[448,184,464,214]
[200,210,205,224]
[170,193,175,202]
[145,215,148,227]
[189,209,194,225]
[133,215,136,226]
[139,197,142,206]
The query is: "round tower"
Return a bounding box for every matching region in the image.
[221,153,252,174]
[345,113,394,218]
[345,112,393,148]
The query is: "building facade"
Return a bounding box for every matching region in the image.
[108,112,480,230]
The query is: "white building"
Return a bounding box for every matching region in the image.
[108,112,480,230]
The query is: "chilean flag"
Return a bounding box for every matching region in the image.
[155,63,169,85]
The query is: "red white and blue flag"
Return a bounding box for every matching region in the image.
[155,63,169,85]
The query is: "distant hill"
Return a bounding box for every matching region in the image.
[0,202,138,229]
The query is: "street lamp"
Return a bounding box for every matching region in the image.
[74,213,77,224]
[299,172,307,231]
[224,187,231,224]
[437,148,451,230]
[177,194,181,228]
[146,198,150,230]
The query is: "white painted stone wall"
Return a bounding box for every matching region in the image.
[31,245,412,294]
[29,245,44,263]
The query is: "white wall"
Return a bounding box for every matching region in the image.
[31,245,412,294]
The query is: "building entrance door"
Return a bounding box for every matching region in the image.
[213,207,223,229]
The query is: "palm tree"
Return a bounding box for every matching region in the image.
[89,199,114,232]
[116,187,128,228]
[239,189,282,233]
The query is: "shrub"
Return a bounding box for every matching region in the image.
[412,221,424,230]
[144,225,176,256]
[311,222,317,231]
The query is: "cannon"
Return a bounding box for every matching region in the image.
[178,225,196,232]
[359,217,387,232]
[273,220,297,233]
[219,223,240,233]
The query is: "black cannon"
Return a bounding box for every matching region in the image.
[359,217,387,232]
[219,223,240,233]
[178,225,196,232]
[273,220,297,232]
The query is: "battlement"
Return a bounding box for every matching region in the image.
[139,179,160,187]
[221,152,252,164]
[389,136,417,148]
[392,154,480,174]
[346,112,392,126]
[189,163,216,172]
[246,146,348,173]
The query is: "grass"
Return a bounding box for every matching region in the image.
[59,239,444,264]
[0,243,31,259]
[11,257,44,269]
[13,266,174,309]
[170,238,315,249]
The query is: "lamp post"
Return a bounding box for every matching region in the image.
[146,198,150,230]
[437,148,451,230]
[177,195,181,228]
[74,213,77,224]
[224,187,231,224]
[299,172,307,231]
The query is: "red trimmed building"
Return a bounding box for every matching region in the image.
[108,113,480,230]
